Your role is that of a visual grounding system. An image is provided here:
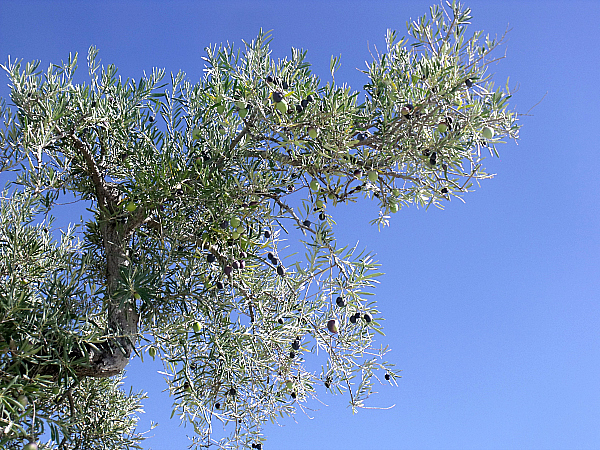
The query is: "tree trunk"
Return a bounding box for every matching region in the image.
[76,221,138,378]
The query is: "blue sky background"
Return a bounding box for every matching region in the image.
[1,1,599,449]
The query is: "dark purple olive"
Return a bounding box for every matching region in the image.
[289,350,295,358]
[327,319,339,334]
[302,220,311,227]
[264,230,271,238]
[175,188,184,196]
[215,281,224,290]
[364,313,372,323]
[224,265,233,276]
[306,94,314,103]
[272,92,283,103]
[429,152,437,165]
[277,266,284,276]
[232,261,240,270]
[354,169,363,178]
[336,296,346,307]
[282,80,289,90]
[249,201,259,207]
[385,373,391,380]
[239,260,246,269]
[295,104,303,113]
[240,251,247,259]
[465,78,473,88]
[301,99,308,108]
[220,220,229,229]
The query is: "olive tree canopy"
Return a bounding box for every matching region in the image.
[0,2,519,448]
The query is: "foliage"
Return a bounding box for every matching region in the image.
[0,2,518,448]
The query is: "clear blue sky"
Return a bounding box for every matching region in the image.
[1,1,599,449]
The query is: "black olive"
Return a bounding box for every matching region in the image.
[91,101,96,107]
[441,188,449,194]
[289,351,295,358]
[429,152,437,165]
[319,212,326,221]
[278,318,284,325]
[267,252,275,261]
[216,281,224,290]
[301,99,309,108]
[220,220,229,229]
[264,230,271,238]
[149,116,155,122]
[385,373,391,380]
[306,94,314,103]
[302,220,311,227]
[207,254,216,263]
[229,387,236,396]
[272,92,283,103]
[277,266,284,276]
[465,78,473,88]
[292,339,300,350]
[364,313,372,323]
[291,392,297,399]
[282,80,289,90]
[336,296,346,307]
[295,104,303,113]
[215,402,220,409]
[266,75,273,83]
[350,314,357,324]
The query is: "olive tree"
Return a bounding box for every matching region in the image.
[0,2,519,448]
